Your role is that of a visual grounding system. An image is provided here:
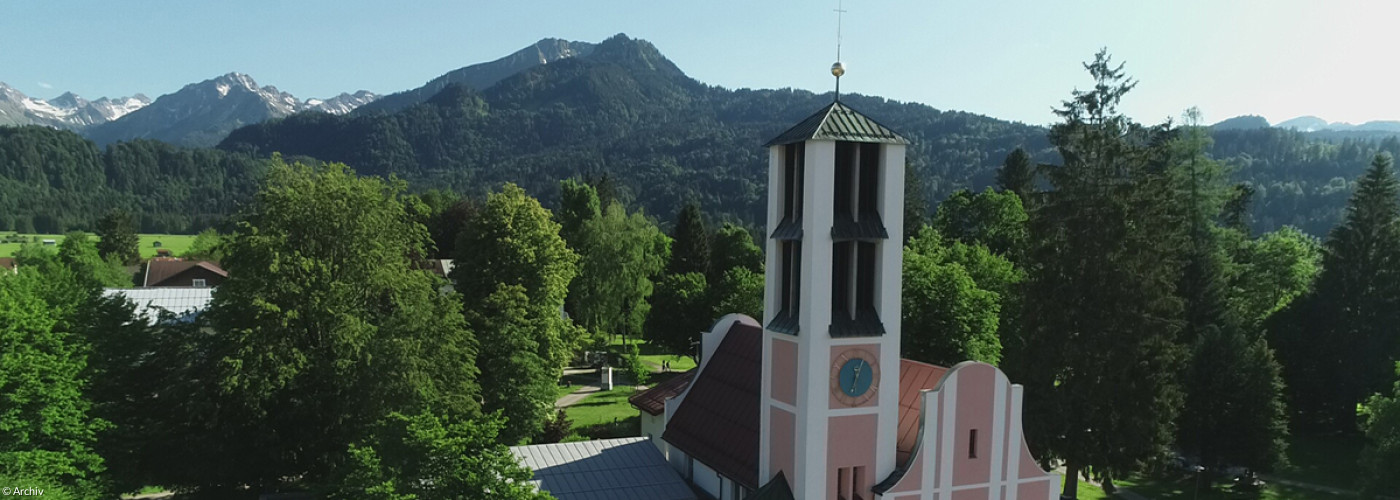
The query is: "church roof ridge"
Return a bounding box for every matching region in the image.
[763,100,908,147]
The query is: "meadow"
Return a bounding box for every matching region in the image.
[0,232,198,259]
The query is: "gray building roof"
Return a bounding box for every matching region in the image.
[104,288,214,324]
[763,100,908,147]
[511,437,696,500]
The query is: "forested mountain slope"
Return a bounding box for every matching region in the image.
[2,34,1397,236]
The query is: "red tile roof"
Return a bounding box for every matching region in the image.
[660,327,951,489]
[895,359,950,463]
[143,259,227,287]
[662,322,763,489]
[629,369,696,416]
[0,257,15,271]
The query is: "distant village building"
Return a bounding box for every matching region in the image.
[103,287,214,325]
[142,258,227,288]
[598,99,1061,500]
[0,257,16,274]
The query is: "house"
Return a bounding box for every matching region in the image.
[612,96,1060,500]
[103,287,214,324]
[142,258,227,288]
[510,437,698,500]
[419,258,455,278]
[629,369,696,457]
[0,257,16,274]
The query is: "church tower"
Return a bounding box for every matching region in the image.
[758,82,909,499]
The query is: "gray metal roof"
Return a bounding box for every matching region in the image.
[511,437,697,500]
[104,288,213,324]
[764,101,908,147]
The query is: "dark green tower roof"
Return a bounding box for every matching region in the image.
[764,100,908,147]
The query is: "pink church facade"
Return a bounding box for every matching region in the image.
[872,362,1058,500]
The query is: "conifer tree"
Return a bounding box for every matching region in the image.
[996,147,1035,201]
[1302,153,1400,431]
[96,208,140,266]
[1014,50,1186,496]
[668,201,710,276]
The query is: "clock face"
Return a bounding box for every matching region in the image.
[830,349,879,406]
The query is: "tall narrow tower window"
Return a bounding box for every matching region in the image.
[858,143,880,217]
[784,143,805,221]
[769,143,804,335]
[831,141,888,240]
[830,142,886,338]
[769,240,801,335]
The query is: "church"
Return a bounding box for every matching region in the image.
[627,85,1062,500]
[515,62,1062,500]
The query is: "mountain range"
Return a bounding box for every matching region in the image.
[0,74,378,147]
[4,35,1397,150]
[1213,114,1400,134]
[0,83,150,129]
[2,33,1399,240]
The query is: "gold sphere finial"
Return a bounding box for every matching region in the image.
[831,61,846,78]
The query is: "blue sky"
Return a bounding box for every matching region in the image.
[2,0,1396,126]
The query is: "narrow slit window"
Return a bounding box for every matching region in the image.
[837,467,851,500]
[784,143,805,221]
[853,466,867,500]
[858,143,880,218]
[834,141,856,221]
[856,241,877,313]
[969,429,978,459]
[780,241,801,317]
[832,241,854,320]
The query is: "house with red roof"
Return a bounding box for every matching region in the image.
[142,258,227,288]
[0,257,16,274]
[624,96,1059,500]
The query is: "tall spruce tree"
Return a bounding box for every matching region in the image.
[95,208,140,266]
[1171,115,1289,475]
[1013,50,1187,496]
[1304,153,1400,431]
[668,202,710,276]
[997,147,1036,201]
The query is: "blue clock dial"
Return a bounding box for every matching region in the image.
[838,358,874,397]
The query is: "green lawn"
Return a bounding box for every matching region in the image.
[1115,475,1348,500]
[1077,480,1111,500]
[561,385,638,440]
[0,232,198,259]
[639,353,697,372]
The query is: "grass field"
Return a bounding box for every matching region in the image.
[1116,475,1348,500]
[0,232,198,259]
[562,385,638,440]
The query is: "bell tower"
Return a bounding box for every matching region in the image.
[757,81,908,499]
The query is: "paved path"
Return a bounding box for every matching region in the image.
[555,384,602,408]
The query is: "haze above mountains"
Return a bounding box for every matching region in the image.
[1,35,1394,148]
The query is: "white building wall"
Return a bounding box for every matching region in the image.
[695,461,723,499]
[641,412,668,457]
[796,139,837,500]
[875,143,906,482]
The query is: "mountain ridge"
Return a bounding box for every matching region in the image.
[0,82,151,129]
[84,72,379,147]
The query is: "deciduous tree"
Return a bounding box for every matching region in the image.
[454,183,580,369]
[209,159,479,489]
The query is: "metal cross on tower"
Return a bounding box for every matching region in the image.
[832,0,847,100]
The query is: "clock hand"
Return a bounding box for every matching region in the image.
[851,362,863,395]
